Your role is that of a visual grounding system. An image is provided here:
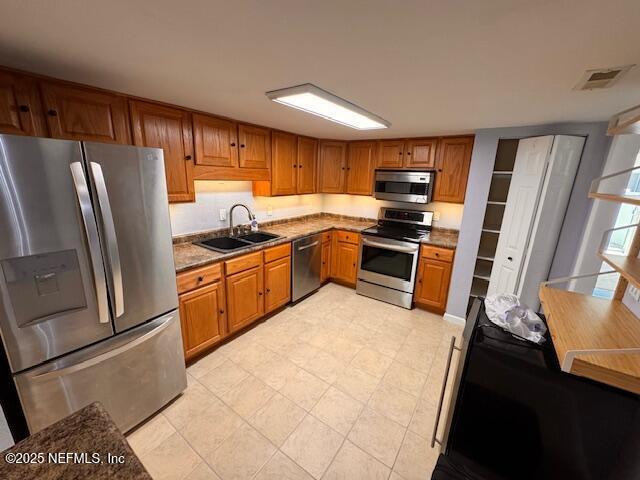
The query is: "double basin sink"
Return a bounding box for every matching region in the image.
[196,231,281,253]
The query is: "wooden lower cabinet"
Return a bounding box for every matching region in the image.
[321,234,331,283]
[264,256,291,313]
[226,265,264,333]
[178,281,226,361]
[331,232,360,286]
[414,256,453,313]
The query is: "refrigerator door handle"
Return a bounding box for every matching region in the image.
[31,315,174,381]
[70,162,110,324]
[90,162,124,317]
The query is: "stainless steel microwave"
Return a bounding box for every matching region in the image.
[373,170,434,203]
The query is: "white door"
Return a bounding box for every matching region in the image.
[488,136,554,296]
[517,135,585,309]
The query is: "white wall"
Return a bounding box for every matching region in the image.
[169,182,464,236]
[169,181,323,235]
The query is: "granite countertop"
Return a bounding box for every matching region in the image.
[173,213,459,272]
[0,403,151,480]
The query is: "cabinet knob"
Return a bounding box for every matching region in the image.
[197,276,204,282]
[341,167,345,170]
[240,144,246,148]
[352,263,356,267]
[435,253,439,257]
[185,155,192,160]
[298,164,302,168]
[220,309,224,314]
[418,278,422,283]
[231,142,236,146]
[507,256,513,261]
[406,152,411,155]
[347,167,351,170]
[293,164,297,168]
[47,109,58,116]
[258,291,263,296]
[438,169,443,172]
[18,105,30,113]
[398,151,403,155]
[266,288,271,293]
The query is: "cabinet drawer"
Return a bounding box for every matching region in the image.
[264,243,291,263]
[176,263,222,294]
[336,231,359,245]
[225,251,263,276]
[322,231,332,244]
[421,246,454,262]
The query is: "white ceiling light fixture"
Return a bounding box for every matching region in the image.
[266,83,390,130]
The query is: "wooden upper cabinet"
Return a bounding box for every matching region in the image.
[319,141,347,193]
[378,140,404,169]
[271,131,297,195]
[129,100,195,203]
[226,265,264,333]
[238,124,270,169]
[346,141,376,195]
[193,113,238,168]
[179,281,226,360]
[433,136,473,203]
[40,82,130,144]
[0,71,47,137]
[405,137,437,169]
[297,136,317,194]
[264,256,291,313]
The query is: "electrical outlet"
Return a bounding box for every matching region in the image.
[433,211,441,221]
[267,205,273,217]
[219,209,227,221]
[630,285,640,302]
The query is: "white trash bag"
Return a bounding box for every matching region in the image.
[484,294,547,344]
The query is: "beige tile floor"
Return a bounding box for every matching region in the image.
[127,283,463,480]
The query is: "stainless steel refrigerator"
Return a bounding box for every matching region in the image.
[0,134,186,435]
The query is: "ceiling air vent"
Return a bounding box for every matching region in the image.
[574,65,635,90]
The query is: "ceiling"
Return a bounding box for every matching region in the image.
[1,0,639,140]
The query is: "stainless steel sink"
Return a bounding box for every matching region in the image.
[196,231,281,253]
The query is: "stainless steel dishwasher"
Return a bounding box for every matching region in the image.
[292,234,322,302]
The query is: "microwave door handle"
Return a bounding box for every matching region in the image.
[362,238,418,253]
[89,162,124,318]
[69,162,110,324]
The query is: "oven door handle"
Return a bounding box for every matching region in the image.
[362,238,419,253]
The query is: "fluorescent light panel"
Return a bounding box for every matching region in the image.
[266,83,390,130]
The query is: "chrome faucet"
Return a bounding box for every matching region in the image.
[229,203,256,236]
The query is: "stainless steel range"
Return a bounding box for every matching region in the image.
[356,208,433,309]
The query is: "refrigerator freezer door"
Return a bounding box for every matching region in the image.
[0,135,113,373]
[14,310,186,434]
[83,142,178,332]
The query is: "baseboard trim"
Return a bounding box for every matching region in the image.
[443,313,466,326]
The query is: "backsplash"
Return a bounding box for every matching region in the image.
[169,181,464,236]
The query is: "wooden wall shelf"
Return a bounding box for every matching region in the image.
[588,192,640,205]
[599,252,640,290]
[539,285,640,394]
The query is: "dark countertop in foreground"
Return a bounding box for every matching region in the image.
[0,403,151,480]
[173,214,459,273]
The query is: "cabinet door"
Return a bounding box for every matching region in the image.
[40,82,130,144]
[331,240,359,286]
[378,140,404,169]
[297,136,318,194]
[130,100,195,203]
[414,258,452,312]
[405,137,437,169]
[433,136,473,203]
[264,256,291,313]
[321,239,331,283]
[0,71,47,136]
[192,113,238,167]
[319,141,347,193]
[179,281,226,360]
[271,131,298,195]
[346,141,376,195]
[238,124,270,169]
[226,265,264,333]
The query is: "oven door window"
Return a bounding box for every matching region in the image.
[360,244,414,280]
[375,181,428,195]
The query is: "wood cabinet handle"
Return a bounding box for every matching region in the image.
[231,142,236,146]
[185,155,192,160]
[47,109,58,116]
[18,105,30,113]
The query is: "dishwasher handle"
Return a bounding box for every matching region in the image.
[297,240,319,251]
